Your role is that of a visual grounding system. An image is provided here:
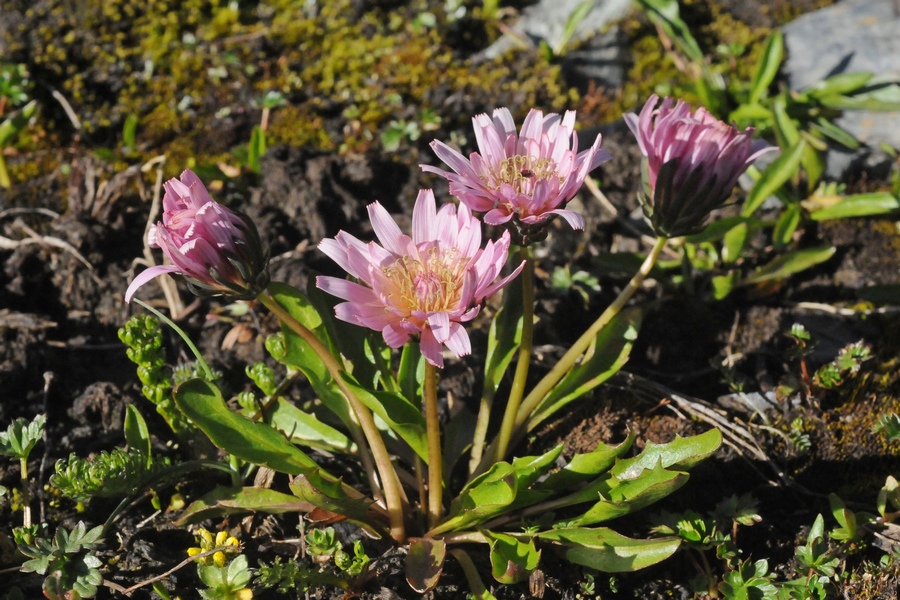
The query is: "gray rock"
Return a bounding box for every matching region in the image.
[782,0,900,177]
[476,0,633,91]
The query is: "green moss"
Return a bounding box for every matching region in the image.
[7,0,574,184]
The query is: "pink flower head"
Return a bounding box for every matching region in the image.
[125,169,269,302]
[625,94,775,238]
[316,189,523,368]
[422,107,611,245]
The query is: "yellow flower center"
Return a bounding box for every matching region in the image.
[490,155,562,195]
[382,246,467,313]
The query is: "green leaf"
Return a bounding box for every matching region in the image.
[0,99,37,146]
[484,532,541,584]
[572,466,690,526]
[828,493,858,541]
[307,279,390,391]
[340,374,428,462]
[772,92,800,149]
[177,486,315,524]
[742,141,806,216]
[266,283,355,430]
[612,428,722,480]
[124,405,152,461]
[538,432,635,491]
[537,527,681,572]
[634,0,704,64]
[816,82,900,111]
[438,463,518,532]
[684,216,759,244]
[247,125,266,173]
[721,221,750,264]
[265,397,354,454]
[554,0,594,56]
[288,473,380,527]
[0,413,45,460]
[398,342,423,404]
[749,31,782,105]
[712,272,738,300]
[809,117,861,150]
[804,72,873,98]
[741,246,836,285]
[773,203,801,249]
[511,445,565,488]
[484,274,524,401]
[809,192,900,221]
[122,113,138,154]
[528,308,642,432]
[174,378,326,478]
[405,538,446,593]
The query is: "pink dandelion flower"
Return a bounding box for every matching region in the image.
[316,189,523,368]
[625,94,775,238]
[125,169,269,302]
[422,107,611,244]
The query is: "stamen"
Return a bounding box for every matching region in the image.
[382,246,466,313]
[484,155,562,195]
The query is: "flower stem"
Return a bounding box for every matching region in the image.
[258,290,407,543]
[20,457,31,528]
[423,362,443,529]
[513,236,668,433]
[493,246,534,463]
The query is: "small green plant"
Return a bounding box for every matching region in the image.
[778,324,872,404]
[550,265,602,307]
[305,527,342,563]
[187,528,253,600]
[50,447,170,501]
[13,521,105,600]
[873,414,900,442]
[0,413,45,528]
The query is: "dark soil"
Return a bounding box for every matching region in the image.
[1,0,899,598]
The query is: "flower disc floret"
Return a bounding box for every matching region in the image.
[317,189,523,368]
[125,169,269,302]
[422,107,611,243]
[625,94,775,238]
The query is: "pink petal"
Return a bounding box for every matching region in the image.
[125,264,180,303]
[412,189,437,244]
[444,322,471,358]
[427,312,451,344]
[367,202,405,255]
[419,328,444,368]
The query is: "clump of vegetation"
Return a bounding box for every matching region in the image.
[4,0,574,185]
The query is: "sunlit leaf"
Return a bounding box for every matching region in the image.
[178,486,315,525]
[265,397,354,454]
[809,192,899,221]
[538,432,635,491]
[741,247,836,285]
[340,374,428,462]
[124,404,152,461]
[484,532,541,584]
[742,141,806,216]
[537,527,681,572]
[749,31,782,105]
[174,378,328,480]
[612,429,722,480]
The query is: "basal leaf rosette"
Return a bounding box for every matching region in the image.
[423,108,611,245]
[316,189,523,368]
